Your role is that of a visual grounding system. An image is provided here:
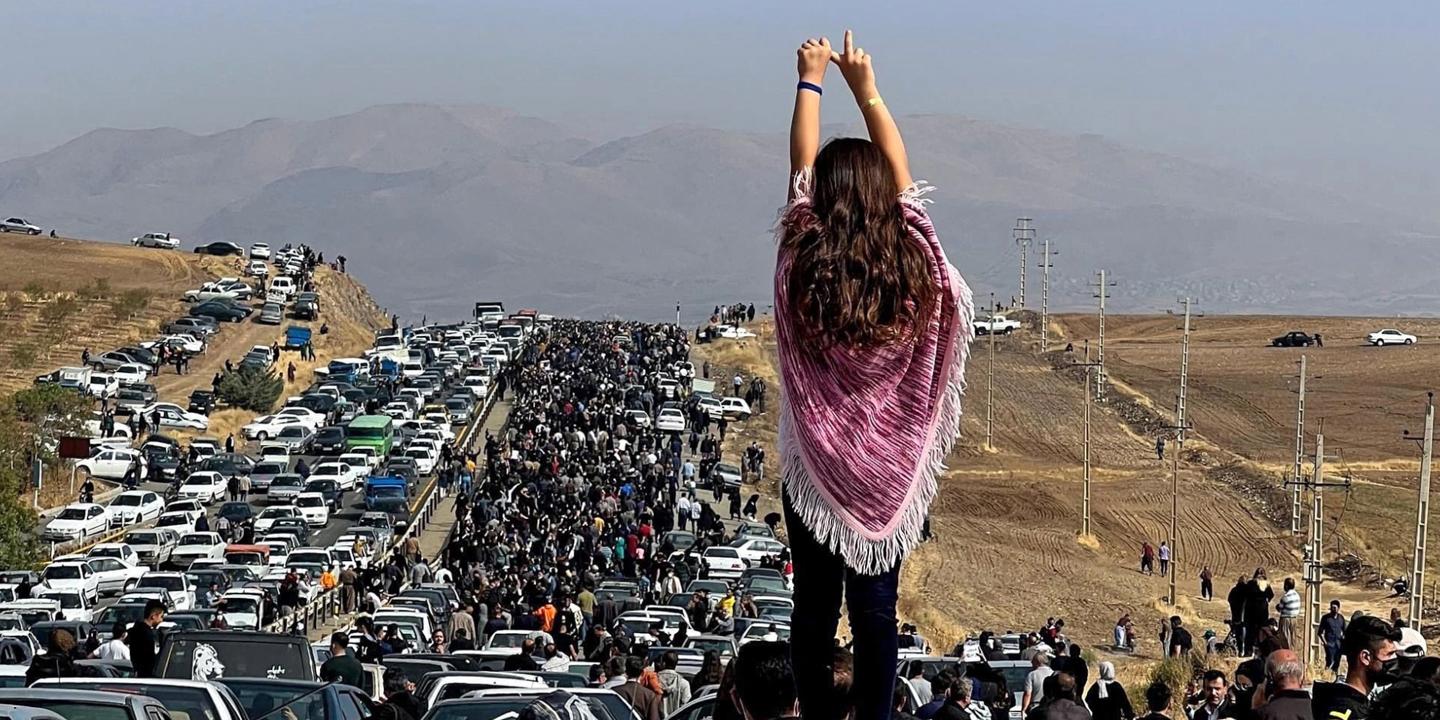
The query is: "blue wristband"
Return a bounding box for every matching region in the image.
[797,81,823,96]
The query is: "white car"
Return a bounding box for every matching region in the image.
[170,532,226,569]
[1368,329,1417,346]
[138,403,209,431]
[656,408,687,433]
[720,397,753,421]
[700,546,748,579]
[402,446,438,476]
[254,506,301,535]
[249,243,271,260]
[273,406,326,429]
[625,409,652,429]
[75,448,145,481]
[180,471,227,505]
[39,561,100,604]
[141,334,206,355]
[247,260,270,278]
[120,527,179,568]
[86,373,119,400]
[243,414,310,442]
[134,572,194,611]
[85,556,147,596]
[112,363,150,386]
[336,453,373,477]
[0,217,41,235]
[728,537,786,564]
[36,588,92,622]
[43,504,110,542]
[132,232,179,249]
[86,542,140,568]
[715,324,757,339]
[107,490,164,528]
[697,396,723,421]
[269,276,296,298]
[294,493,331,527]
[310,461,361,491]
[154,510,199,534]
[344,446,381,469]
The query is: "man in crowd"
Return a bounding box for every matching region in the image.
[128,600,165,678]
[612,655,662,720]
[1313,615,1401,720]
[1255,649,1311,720]
[320,631,364,688]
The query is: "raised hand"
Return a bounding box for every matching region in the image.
[831,29,877,98]
[797,37,833,84]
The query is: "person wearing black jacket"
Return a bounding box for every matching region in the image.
[26,628,80,686]
[1228,576,1250,654]
[373,669,421,720]
[1244,570,1275,657]
[127,601,166,677]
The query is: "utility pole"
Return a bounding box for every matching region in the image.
[1072,360,1103,537]
[1039,237,1055,352]
[1164,298,1194,606]
[1409,394,1436,625]
[1092,270,1115,401]
[1014,219,1034,309]
[1291,356,1308,535]
[985,292,997,451]
[1287,432,1351,669]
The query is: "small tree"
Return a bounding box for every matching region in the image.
[109,289,151,320]
[216,366,284,413]
[80,277,112,299]
[2,293,22,314]
[39,295,80,325]
[9,344,38,369]
[22,281,48,301]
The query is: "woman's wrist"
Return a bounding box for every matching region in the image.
[852,83,880,104]
[799,72,826,86]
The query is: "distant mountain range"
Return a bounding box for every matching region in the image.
[2,103,1437,320]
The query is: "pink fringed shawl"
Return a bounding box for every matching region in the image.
[775,175,974,575]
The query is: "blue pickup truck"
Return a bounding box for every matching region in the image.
[284,325,312,350]
[364,476,409,516]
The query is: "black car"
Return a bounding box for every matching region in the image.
[117,346,160,366]
[1271,331,1315,347]
[291,299,319,320]
[141,443,181,478]
[308,425,347,455]
[217,502,256,528]
[188,390,217,415]
[303,478,343,510]
[266,518,311,545]
[190,300,252,323]
[199,453,255,478]
[159,630,316,681]
[193,241,245,256]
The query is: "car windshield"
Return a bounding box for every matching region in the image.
[46,593,83,609]
[180,534,214,546]
[128,533,160,545]
[59,508,88,520]
[185,475,216,486]
[139,576,183,591]
[429,700,534,720]
[2,701,131,720]
[296,496,324,508]
[100,604,145,627]
[273,476,302,488]
[44,565,82,580]
[220,680,330,720]
[113,495,142,506]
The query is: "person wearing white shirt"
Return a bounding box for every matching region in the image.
[97,622,131,661]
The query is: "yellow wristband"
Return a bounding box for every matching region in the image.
[864,97,884,108]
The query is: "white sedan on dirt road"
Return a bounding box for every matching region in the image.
[1368,329,1417,346]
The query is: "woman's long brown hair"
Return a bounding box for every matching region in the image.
[783,137,936,350]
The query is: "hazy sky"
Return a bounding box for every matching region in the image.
[7,1,1437,217]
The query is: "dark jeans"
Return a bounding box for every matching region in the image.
[786,498,901,720]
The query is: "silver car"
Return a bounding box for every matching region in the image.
[257,301,284,325]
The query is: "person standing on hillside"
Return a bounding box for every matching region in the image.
[1277,577,1302,649]
[777,30,973,720]
[1158,541,1172,576]
[1318,600,1347,678]
[1200,566,1214,601]
[1245,569,1275,657]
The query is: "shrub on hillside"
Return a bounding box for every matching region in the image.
[109,288,151,320]
[1144,654,1206,708]
[39,295,80,325]
[9,344,38,369]
[22,281,48,301]
[2,293,21,314]
[80,277,112,299]
[216,366,284,413]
